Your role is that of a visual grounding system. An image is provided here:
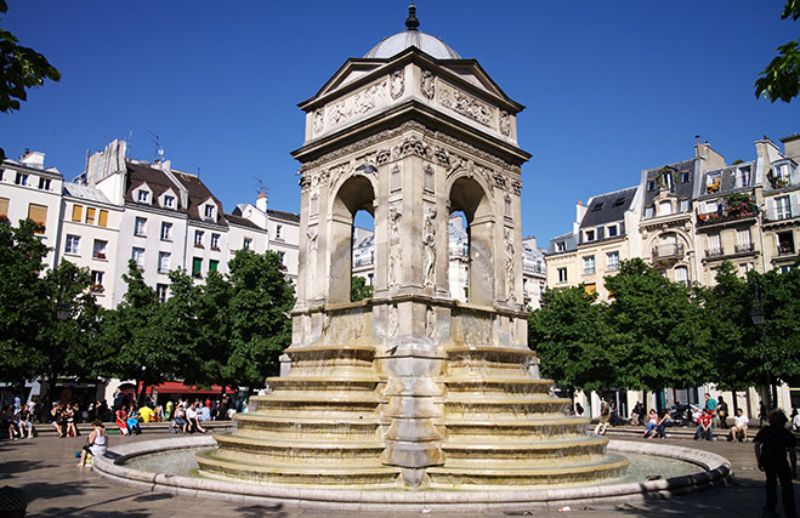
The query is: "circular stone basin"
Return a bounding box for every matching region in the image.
[93,436,731,512]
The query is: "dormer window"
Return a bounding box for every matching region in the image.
[607,225,618,238]
[647,180,655,191]
[556,241,566,252]
[659,200,673,216]
[137,189,151,203]
[15,173,28,186]
[705,173,721,194]
[735,167,751,188]
[163,195,175,209]
[680,172,690,183]
[585,229,595,242]
[591,202,604,212]
[204,204,215,221]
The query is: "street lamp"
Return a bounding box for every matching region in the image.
[750,286,772,410]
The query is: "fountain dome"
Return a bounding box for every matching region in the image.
[364,2,460,60]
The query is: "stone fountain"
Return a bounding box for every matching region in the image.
[195,5,628,490]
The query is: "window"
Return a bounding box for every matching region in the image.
[368,273,374,286]
[583,256,596,275]
[737,229,752,252]
[592,202,604,212]
[706,173,721,194]
[93,240,108,260]
[607,251,620,271]
[613,197,625,207]
[209,259,219,273]
[65,235,80,255]
[584,283,597,296]
[156,284,169,303]
[585,230,595,242]
[192,257,203,278]
[777,231,795,255]
[557,267,568,283]
[158,252,171,273]
[780,265,794,274]
[645,206,654,218]
[0,197,9,219]
[204,204,215,220]
[90,271,104,292]
[739,263,754,276]
[86,207,96,225]
[137,190,150,203]
[243,237,252,250]
[210,233,220,250]
[674,266,689,286]
[160,222,172,241]
[278,251,286,264]
[659,200,672,216]
[15,173,28,186]
[194,230,204,247]
[276,225,283,240]
[27,204,47,233]
[708,233,722,255]
[131,247,145,267]
[735,167,751,188]
[679,199,689,213]
[556,241,566,252]
[38,177,51,190]
[607,225,618,238]
[134,217,147,236]
[680,172,690,183]
[98,210,109,228]
[647,180,655,191]
[776,196,792,220]
[163,195,175,209]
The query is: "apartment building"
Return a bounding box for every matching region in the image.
[522,236,546,309]
[761,135,800,273]
[0,151,64,268]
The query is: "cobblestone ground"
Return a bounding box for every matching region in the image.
[0,431,795,517]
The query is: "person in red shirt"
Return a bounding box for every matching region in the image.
[694,408,714,441]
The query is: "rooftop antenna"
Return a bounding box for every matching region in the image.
[253,177,269,198]
[406,0,420,30]
[147,130,165,162]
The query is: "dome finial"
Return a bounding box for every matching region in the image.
[405,0,420,31]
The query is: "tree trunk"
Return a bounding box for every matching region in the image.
[137,381,148,406]
[732,390,739,415]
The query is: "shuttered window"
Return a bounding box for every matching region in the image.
[98,209,109,228]
[209,260,218,273]
[86,207,96,224]
[0,197,8,218]
[28,204,47,233]
[192,257,203,278]
[71,204,83,222]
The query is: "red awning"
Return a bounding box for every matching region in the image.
[138,381,235,395]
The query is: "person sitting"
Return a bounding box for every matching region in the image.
[171,404,188,433]
[51,403,65,438]
[630,401,643,426]
[656,409,672,438]
[199,402,211,422]
[115,405,129,436]
[16,406,33,439]
[3,405,20,440]
[728,408,749,443]
[594,400,611,436]
[185,402,206,434]
[126,407,142,435]
[643,409,658,438]
[78,420,108,468]
[138,404,155,424]
[694,408,714,441]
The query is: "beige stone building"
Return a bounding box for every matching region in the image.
[761,135,800,273]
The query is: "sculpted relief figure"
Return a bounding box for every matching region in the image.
[313,109,324,135]
[499,110,511,137]
[425,306,436,339]
[388,206,402,288]
[420,70,435,100]
[390,70,405,100]
[423,207,438,288]
[306,228,319,285]
[504,227,515,302]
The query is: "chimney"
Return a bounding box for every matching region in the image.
[780,134,800,162]
[576,199,587,224]
[20,150,45,169]
[755,136,783,165]
[256,192,268,213]
[694,141,725,172]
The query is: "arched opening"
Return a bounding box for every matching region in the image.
[448,176,493,305]
[329,175,375,303]
[352,210,375,301]
[448,211,469,302]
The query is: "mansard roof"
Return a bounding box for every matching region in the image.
[580,186,638,229]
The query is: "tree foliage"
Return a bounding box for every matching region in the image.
[351,275,373,302]
[0,0,61,160]
[756,0,800,103]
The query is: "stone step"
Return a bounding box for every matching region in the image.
[248,393,381,417]
[441,436,608,462]
[213,434,386,463]
[234,414,380,440]
[267,376,380,392]
[196,451,401,487]
[443,396,572,416]
[445,377,552,395]
[443,417,589,441]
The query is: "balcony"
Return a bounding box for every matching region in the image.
[705,248,723,258]
[523,263,546,275]
[735,243,755,253]
[90,284,104,293]
[777,245,796,257]
[764,204,800,223]
[652,243,684,260]
[696,196,758,228]
[92,252,107,260]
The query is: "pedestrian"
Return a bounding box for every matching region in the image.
[704,393,718,413]
[63,403,77,437]
[754,409,797,518]
[717,395,729,429]
[694,408,714,441]
[51,403,64,437]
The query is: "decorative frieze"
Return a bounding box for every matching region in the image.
[438,82,493,127]
[390,70,405,100]
[420,70,435,100]
[499,111,511,137]
[322,77,389,135]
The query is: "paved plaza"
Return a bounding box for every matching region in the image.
[0,430,794,517]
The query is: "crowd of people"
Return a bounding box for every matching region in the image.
[2,397,36,440]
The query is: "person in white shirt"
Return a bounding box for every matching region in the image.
[727,408,749,442]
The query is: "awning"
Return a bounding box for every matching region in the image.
[138,381,235,396]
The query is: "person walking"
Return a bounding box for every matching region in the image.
[717,396,729,429]
[754,410,797,518]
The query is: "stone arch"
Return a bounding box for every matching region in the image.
[328,174,376,303]
[448,175,494,305]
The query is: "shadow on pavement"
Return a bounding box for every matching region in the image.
[235,503,287,518]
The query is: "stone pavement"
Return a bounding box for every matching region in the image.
[0,431,795,517]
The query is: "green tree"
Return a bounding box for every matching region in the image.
[0,0,61,160]
[603,259,711,392]
[0,219,50,383]
[351,275,373,302]
[103,261,187,402]
[224,250,294,388]
[755,0,800,102]
[528,286,613,396]
[755,266,800,387]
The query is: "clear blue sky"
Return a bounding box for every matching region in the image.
[3,1,799,243]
